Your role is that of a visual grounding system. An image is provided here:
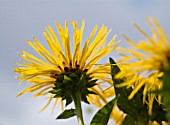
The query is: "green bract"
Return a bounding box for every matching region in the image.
[49,69,97,106]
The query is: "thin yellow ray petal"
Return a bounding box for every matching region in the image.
[86,46,118,68]
[51,99,58,114]
[133,23,154,45]
[46,25,62,51]
[80,25,98,67]
[39,95,53,112]
[89,28,112,60]
[43,32,64,68]
[128,80,145,99]
[27,39,57,66]
[64,21,72,63]
[91,87,108,104]
[80,19,85,41]
[33,86,52,97]
[152,19,169,47]
[123,34,138,47]
[33,37,59,65]
[71,20,84,67]
[73,42,80,68]
[56,21,72,64]
[21,50,52,66]
[81,25,108,68]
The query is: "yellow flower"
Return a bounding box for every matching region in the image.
[118,17,170,74]
[116,66,162,115]
[115,17,169,115]
[15,20,118,113]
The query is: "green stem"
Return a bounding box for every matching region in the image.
[72,93,84,125]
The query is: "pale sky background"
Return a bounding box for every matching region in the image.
[1,0,170,125]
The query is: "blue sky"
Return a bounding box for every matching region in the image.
[0,0,170,125]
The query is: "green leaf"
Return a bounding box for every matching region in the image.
[109,58,143,117]
[56,109,76,119]
[90,97,118,125]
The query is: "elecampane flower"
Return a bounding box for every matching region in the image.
[15,20,118,112]
[115,65,162,115]
[115,17,170,115]
[117,17,170,74]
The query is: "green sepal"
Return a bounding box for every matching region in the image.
[54,82,63,88]
[53,93,62,98]
[49,89,61,94]
[50,89,62,98]
[51,68,98,108]
[75,73,86,91]
[64,75,72,81]
[63,75,72,85]
[85,80,97,88]
[75,69,82,77]
[65,96,73,106]
[81,94,90,104]
[56,109,76,119]
[83,89,97,95]
[69,73,78,79]
[57,74,64,82]
[90,97,118,125]
[80,89,96,104]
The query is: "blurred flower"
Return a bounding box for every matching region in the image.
[115,17,169,115]
[116,66,162,115]
[15,20,118,113]
[118,17,170,73]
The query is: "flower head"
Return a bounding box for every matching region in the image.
[15,20,118,112]
[115,17,170,114]
[118,17,170,74]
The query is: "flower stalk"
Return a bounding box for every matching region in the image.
[72,92,84,125]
